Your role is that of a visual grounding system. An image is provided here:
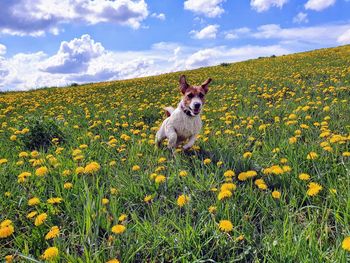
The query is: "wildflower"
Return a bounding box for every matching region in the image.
[47,197,63,204]
[307,182,323,196]
[223,170,235,178]
[219,220,233,232]
[10,135,17,141]
[272,190,281,199]
[342,237,350,251]
[64,182,73,189]
[0,220,14,238]
[343,152,350,157]
[155,175,166,184]
[45,226,60,240]
[110,188,118,195]
[179,170,188,177]
[118,214,127,222]
[28,197,40,206]
[84,162,101,174]
[112,224,126,234]
[102,198,109,205]
[158,157,166,163]
[257,183,268,190]
[243,152,252,158]
[203,158,211,165]
[0,158,8,164]
[177,194,189,207]
[41,247,59,260]
[27,211,38,219]
[208,206,217,213]
[5,255,13,263]
[220,183,236,192]
[132,165,140,171]
[35,213,48,226]
[218,190,232,200]
[144,195,153,203]
[307,152,318,160]
[282,166,292,173]
[299,173,310,181]
[106,259,120,263]
[35,166,48,176]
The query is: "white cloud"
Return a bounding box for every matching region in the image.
[250,0,288,12]
[337,29,350,44]
[184,0,226,18]
[190,25,219,39]
[42,34,105,73]
[293,12,308,24]
[0,0,149,36]
[224,27,251,39]
[0,44,6,55]
[151,13,166,20]
[305,0,336,11]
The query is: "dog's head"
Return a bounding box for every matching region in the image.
[179,75,211,116]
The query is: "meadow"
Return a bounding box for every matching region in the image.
[1,45,350,262]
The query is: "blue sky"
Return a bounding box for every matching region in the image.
[0,0,350,91]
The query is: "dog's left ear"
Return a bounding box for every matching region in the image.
[201,78,212,93]
[180,75,189,94]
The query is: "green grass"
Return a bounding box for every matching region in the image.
[0,45,350,262]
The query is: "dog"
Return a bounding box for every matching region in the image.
[156,75,212,152]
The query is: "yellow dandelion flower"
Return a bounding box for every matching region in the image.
[299,173,310,181]
[307,152,318,160]
[307,182,323,196]
[177,194,189,207]
[342,237,350,251]
[118,214,127,222]
[45,226,60,240]
[28,197,40,206]
[64,182,73,189]
[5,255,14,263]
[223,170,235,178]
[218,190,232,200]
[47,197,63,204]
[155,175,166,184]
[132,165,140,171]
[34,213,48,226]
[158,157,167,163]
[208,206,217,213]
[219,220,233,232]
[243,152,252,158]
[179,170,188,177]
[111,224,126,234]
[41,247,59,260]
[84,162,101,174]
[203,158,211,165]
[26,211,38,219]
[220,183,236,192]
[144,195,153,203]
[35,166,48,176]
[0,220,14,238]
[106,259,120,263]
[272,190,281,199]
[102,198,109,205]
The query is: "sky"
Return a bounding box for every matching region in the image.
[0,0,350,91]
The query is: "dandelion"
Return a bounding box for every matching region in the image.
[28,197,40,206]
[47,197,63,204]
[177,194,189,207]
[342,237,350,251]
[84,162,101,174]
[208,206,217,213]
[158,157,166,163]
[220,183,236,192]
[307,182,323,196]
[203,158,211,165]
[110,188,118,195]
[45,226,60,240]
[299,173,310,181]
[41,247,59,260]
[132,165,140,171]
[26,211,38,219]
[106,259,120,263]
[223,170,235,178]
[5,255,13,263]
[155,175,166,184]
[272,190,281,199]
[0,220,14,238]
[35,166,48,176]
[112,224,126,234]
[102,198,109,205]
[307,152,318,160]
[243,152,252,158]
[0,158,8,164]
[10,135,17,141]
[144,195,153,203]
[118,214,127,222]
[218,190,232,200]
[179,170,188,177]
[34,213,48,226]
[219,220,233,232]
[64,182,73,189]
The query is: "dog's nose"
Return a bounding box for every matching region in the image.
[194,102,201,109]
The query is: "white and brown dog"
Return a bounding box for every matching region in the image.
[156,75,212,151]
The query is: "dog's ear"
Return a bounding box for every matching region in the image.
[201,78,212,93]
[179,75,189,94]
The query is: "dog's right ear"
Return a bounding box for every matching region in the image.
[179,75,189,94]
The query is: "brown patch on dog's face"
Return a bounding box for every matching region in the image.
[179,75,212,115]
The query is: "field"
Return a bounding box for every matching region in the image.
[1,45,350,262]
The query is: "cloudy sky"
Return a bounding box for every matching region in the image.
[0,0,350,91]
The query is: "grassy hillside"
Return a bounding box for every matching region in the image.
[1,45,350,262]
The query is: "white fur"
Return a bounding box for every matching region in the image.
[156,101,202,151]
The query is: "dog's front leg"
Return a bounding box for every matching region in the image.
[183,134,197,151]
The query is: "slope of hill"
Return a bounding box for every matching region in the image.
[1,45,350,262]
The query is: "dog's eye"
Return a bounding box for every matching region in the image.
[199,93,204,99]
[187,93,194,99]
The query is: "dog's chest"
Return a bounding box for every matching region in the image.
[170,111,201,138]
